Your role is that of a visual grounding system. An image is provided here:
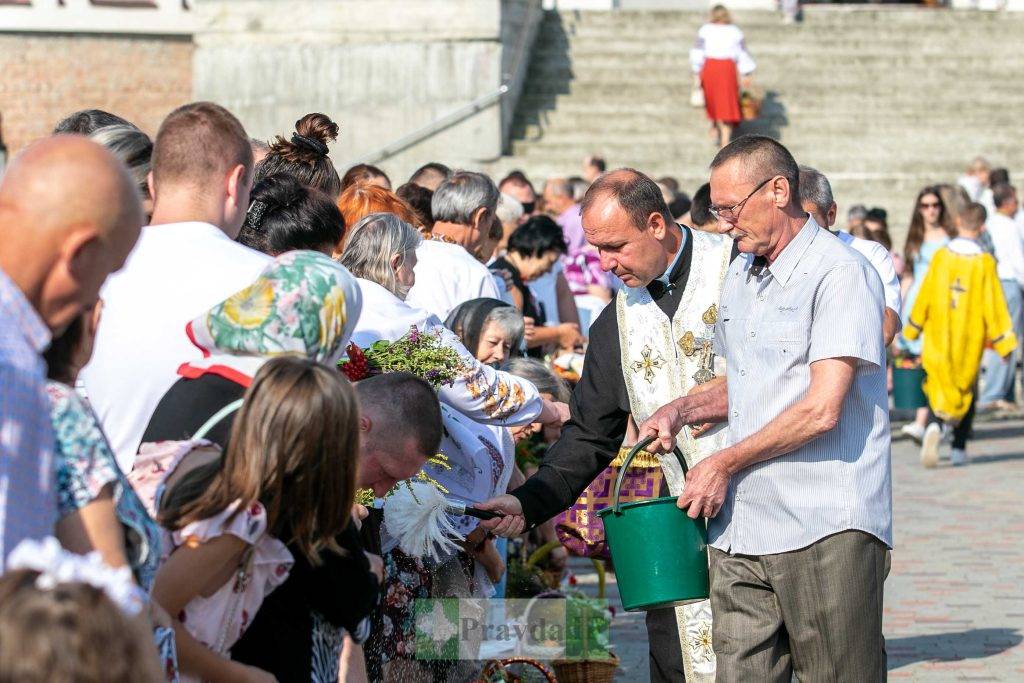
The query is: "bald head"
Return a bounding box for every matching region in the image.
[580,168,673,230]
[0,135,143,332]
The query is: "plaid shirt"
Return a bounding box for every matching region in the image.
[0,266,56,566]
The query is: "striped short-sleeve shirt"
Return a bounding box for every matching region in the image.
[0,266,56,566]
[710,218,893,555]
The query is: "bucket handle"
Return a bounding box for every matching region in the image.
[611,434,689,515]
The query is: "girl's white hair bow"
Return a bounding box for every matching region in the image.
[6,536,147,616]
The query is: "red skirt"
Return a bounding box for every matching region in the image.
[701,58,741,124]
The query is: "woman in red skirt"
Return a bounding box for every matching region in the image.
[690,5,756,147]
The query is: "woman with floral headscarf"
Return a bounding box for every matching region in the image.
[138,250,378,683]
[142,250,361,447]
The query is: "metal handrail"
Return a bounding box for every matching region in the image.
[349,0,541,167]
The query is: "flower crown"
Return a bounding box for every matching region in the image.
[6,537,147,616]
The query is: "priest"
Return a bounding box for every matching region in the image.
[480,169,734,682]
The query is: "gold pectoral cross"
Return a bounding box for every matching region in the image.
[680,304,719,384]
[631,345,666,384]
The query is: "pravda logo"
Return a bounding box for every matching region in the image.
[414,598,461,660]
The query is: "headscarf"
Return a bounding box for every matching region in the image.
[179,250,362,385]
[444,298,522,361]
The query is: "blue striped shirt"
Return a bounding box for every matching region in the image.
[711,218,893,555]
[0,266,56,566]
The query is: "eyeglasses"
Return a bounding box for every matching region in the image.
[710,177,775,222]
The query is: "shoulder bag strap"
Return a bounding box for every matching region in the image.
[193,398,244,441]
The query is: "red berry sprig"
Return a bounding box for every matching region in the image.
[339,342,371,381]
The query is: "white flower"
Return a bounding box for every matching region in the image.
[7,537,147,616]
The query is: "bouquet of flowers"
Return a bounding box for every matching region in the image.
[338,326,462,387]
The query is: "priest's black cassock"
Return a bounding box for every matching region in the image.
[511,227,736,682]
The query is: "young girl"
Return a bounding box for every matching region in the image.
[44,302,179,679]
[0,538,163,683]
[152,356,360,683]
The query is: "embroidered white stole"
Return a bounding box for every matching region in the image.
[616,230,732,682]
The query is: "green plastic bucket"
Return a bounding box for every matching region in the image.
[597,436,710,611]
[892,366,927,409]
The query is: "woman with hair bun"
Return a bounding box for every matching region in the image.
[255,113,342,198]
[238,173,345,256]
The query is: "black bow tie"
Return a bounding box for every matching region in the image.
[647,280,676,300]
[749,255,769,276]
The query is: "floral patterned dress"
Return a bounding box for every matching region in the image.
[370,549,475,666]
[46,381,178,680]
[167,500,293,683]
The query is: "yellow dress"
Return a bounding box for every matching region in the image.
[903,239,1017,421]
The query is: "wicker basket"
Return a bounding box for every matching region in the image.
[478,657,556,682]
[552,654,620,683]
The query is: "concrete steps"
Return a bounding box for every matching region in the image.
[494,7,1024,246]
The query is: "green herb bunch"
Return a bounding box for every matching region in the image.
[339,326,462,387]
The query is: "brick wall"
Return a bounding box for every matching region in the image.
[0,33,193,153]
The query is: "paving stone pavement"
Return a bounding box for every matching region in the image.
[571,416,1024,681]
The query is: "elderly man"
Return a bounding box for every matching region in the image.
[0,136,143,565]
[799,165,902,345]
[543,176,586,256]
[405,171,504,320]
[583,154,606,183]
[638,136,891,681]
[482,169,734,682]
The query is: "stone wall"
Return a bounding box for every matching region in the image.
[0,33,193,152]
[193,0,542,181]
[498,8,1024,247]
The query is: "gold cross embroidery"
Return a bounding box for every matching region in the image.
[631,345,666,384]
[950,278,967,309]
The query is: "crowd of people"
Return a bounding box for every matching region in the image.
[0,96,1018,683]
[831,158,1024,467]
[0,103,575,683]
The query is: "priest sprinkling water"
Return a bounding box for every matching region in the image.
[485,137,894,682]
[479,168,733,682]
